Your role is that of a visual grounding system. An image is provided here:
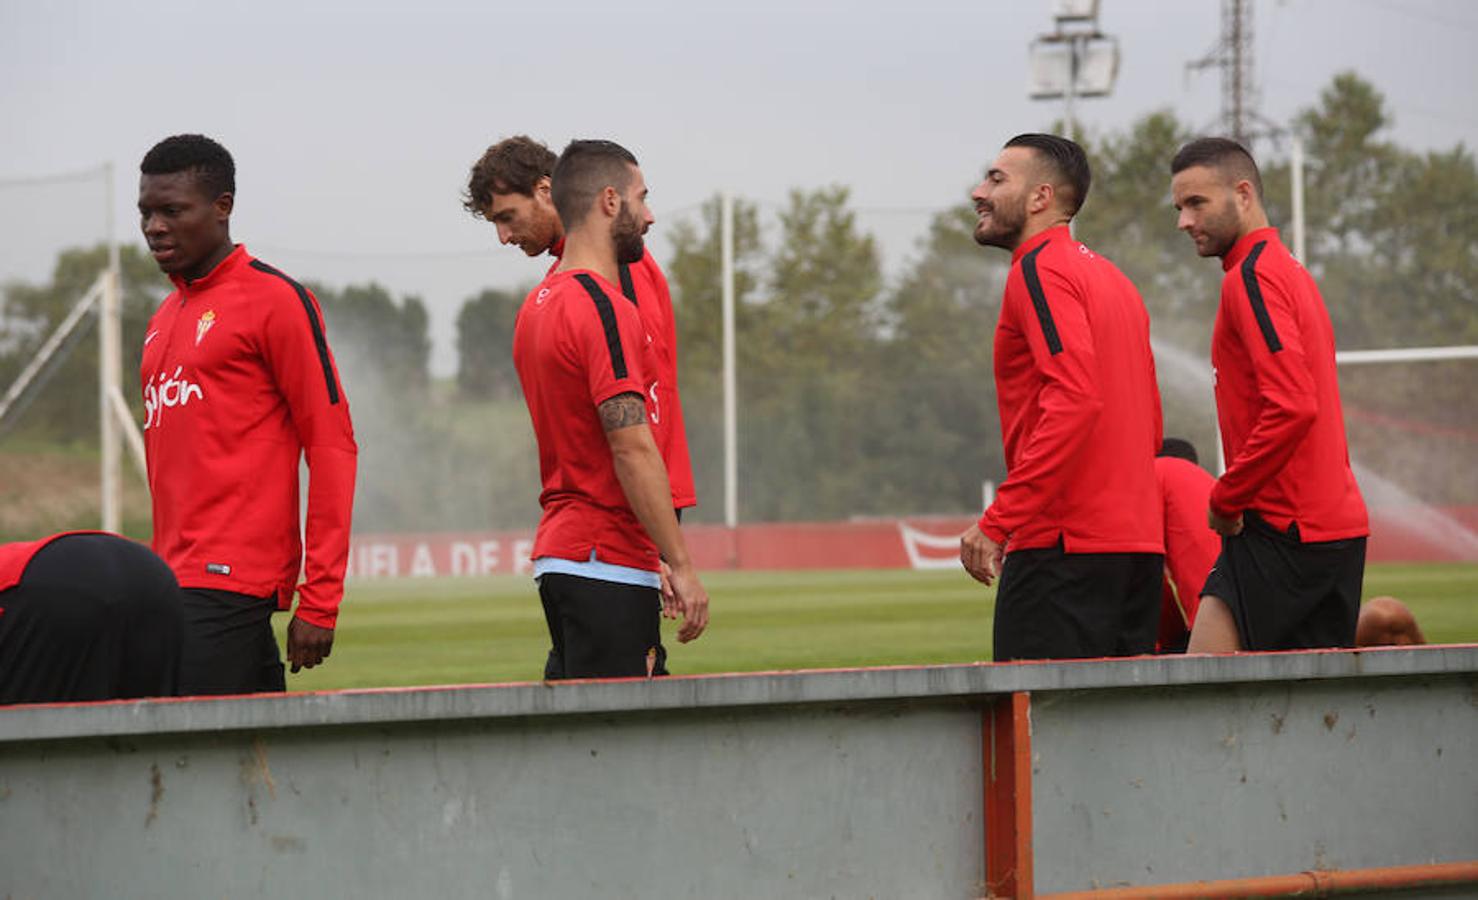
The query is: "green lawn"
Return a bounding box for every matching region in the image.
[275,563,1478,692]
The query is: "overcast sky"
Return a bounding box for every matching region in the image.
[3,0,1475,375]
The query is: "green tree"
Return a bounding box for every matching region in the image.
[310,281,430,399]
[873,205,1009,514]
[455,287,524,400]
[663,194,765,521]
[743,187,887,521]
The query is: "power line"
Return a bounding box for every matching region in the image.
[0,165,108,189]
[1354,0,1478,36]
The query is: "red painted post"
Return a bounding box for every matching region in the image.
[984,691,1034,899]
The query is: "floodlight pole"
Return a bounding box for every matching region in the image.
[720,192,737,530]
[1063,40,1078,137]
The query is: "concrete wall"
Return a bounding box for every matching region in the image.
[1,647,1474,899]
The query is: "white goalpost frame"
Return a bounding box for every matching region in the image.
[0,161,144,532]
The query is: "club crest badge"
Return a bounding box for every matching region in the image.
[195,310,217,346]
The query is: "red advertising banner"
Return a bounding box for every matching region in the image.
[344,507,1478,580]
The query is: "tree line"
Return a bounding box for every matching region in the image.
[2,72,1474,536]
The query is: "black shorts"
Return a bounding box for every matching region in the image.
[993,543,1163,662]
[539,573,667,680]
[0,534,183,705]
[179,588,285,696]
[1200,514,1365,651]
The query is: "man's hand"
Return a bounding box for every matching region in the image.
[658,559,678,620]
[960,524,1004,586]
[1208,507,1244,536]
[286,617,335,673]
[665,562,710,643]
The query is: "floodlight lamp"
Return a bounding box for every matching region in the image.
[1028,38,1073,99]
[1074,36,1120,96]
[1052,0,1100,22]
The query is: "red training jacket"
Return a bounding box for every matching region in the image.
[1155,457,1220,649]
[549,242,695,509]
[140,245,357,629]
[514,268,661,571]
[1210,228,1367,540]
[980,226,1165,554]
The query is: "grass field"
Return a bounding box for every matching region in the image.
[274,562,1478,691]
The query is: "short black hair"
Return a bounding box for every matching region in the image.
[1170,137,1264,199]
[1004,133,1091,217]
[1158,437,1200,465]
[463,135,558,218]
[140,134,235,199]
[550,140,639,230]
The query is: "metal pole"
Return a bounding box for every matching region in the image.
[720,193,737,529]
[100,161,122,532]
[1064,37,1078,137]
[1290,133,1306,261]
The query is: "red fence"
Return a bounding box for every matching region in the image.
[346,507,1478,580]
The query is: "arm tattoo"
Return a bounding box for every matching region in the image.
[599,392,647,432]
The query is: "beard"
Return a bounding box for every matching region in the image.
[1195,198,1242,258]
[613,202,646,265]
[973,192,1028,250]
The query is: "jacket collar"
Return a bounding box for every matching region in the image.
[169,244,250,292]
[1012,224,1072,265]
[1222,227,1280,272]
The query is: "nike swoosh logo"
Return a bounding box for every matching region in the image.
[144,330,161,346]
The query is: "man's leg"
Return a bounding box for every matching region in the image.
[1285,536,1366,650]
[540,573,664,679]
[1115,553,1166,656]
[994,545,1123,661]
[538,576,568,680]
[178,589,284,695]
[1186,594,1244,653]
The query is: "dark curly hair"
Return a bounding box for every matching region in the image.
[140,134,235,199]
[463,135,557,219]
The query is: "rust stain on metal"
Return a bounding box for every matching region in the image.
[145,763,164,827]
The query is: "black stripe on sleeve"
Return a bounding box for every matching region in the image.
[249,259,341,404]
[617,262,638,306]
[572,273,629,380]
[1240,241,1282,353]
[1020,242,1063,355]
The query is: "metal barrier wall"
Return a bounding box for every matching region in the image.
[1,648,1475,899]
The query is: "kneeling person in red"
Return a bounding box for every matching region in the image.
[513,140,709,679]
[1,533,183,705]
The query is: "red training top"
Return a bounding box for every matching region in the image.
[980,226,1165,554]
[513,268,661,571]
[1210,229,1367,540]
[549,242,695,509]
[1154,457,1220,649]
[140,245,358,628]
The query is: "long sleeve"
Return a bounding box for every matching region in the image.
[260,287,358,628]
[980,259,1103,543]
[1211,256,1317,518]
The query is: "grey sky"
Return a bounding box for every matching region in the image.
[3,0,1475,376]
